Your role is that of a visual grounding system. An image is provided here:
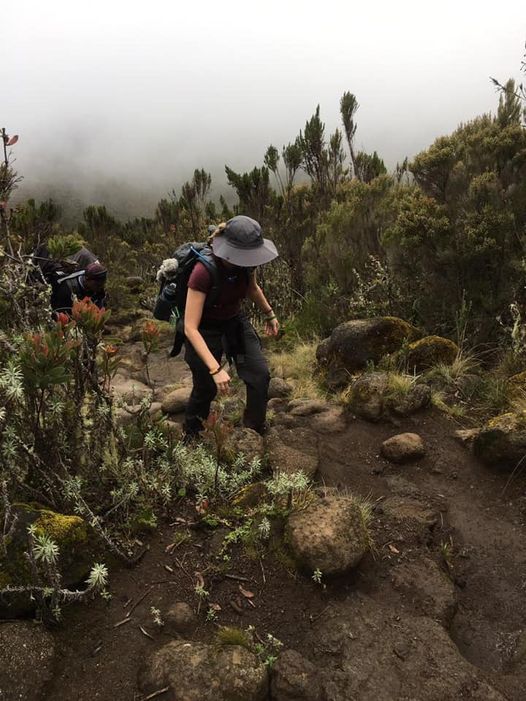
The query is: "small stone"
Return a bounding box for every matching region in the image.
[288,399,328,416]
[164,602,197,635]
[268,377,293,399]
[268,397,288,413]
[309,408,346,433]
[161,387,192,414]
[454,428,481,447]
[381,433,425,463]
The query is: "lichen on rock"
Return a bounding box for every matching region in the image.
[286,495,370,575]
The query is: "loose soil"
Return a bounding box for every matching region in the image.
[5,345,526,700]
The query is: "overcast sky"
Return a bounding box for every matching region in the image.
[2,0,525,215]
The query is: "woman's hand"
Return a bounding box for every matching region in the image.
[264,318,280,337]
[212,368,231,393]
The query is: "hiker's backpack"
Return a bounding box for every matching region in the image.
[153,242,220,323]
[32,244,99,286]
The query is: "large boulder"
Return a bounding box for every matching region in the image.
[138,640,268,701]
[348,372,430,422]
[316,317,421,387]
[405,335,459,372]
[306,595,506,701]
[473,411,526,470]
[0,622,56,701]
[0,505,98,617]
[286,495,370,575]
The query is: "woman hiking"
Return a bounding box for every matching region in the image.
[183,215,279,440]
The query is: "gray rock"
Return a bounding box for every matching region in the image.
[391,558,457,625]
[266,428,318,478]
[270,649,324,701]
[349,372,388,421]
[0,622,56,701]
[148,401,163,418]
[267,398,288,413]
[473,412,526,470]
[288,399,328,416]
[349,372,430,422]
[316,317,421,386]
[164,602,197,635]
[306,594,506,701]
[454,428,481,448]
[125,275,144,289]
[161,386,192,414]
[382,496,439,528]
[112,375,153,404]
[225,428,265,465]
[138,640,268,701]
[390,383,431,417]
[309,408,347,434]
[286,496,370,575]
[381,433,425,463]
[268,377,293,399]
[271,414,300,429]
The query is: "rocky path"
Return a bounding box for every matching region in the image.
[2,336,526,700]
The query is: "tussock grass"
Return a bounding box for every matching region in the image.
[268,341,326,400]
[426,352,479,387]
[215,626,251,648]
[386,371,418,398]
[431,391,467,419]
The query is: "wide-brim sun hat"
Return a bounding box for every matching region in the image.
[211,215,278,267]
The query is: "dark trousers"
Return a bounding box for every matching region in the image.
[183,316,270,436]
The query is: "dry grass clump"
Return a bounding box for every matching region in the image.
[426,351,479,386]
[215,626,251,648]
[268,341,326,400]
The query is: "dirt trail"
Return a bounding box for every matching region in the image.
[21,343,526,699]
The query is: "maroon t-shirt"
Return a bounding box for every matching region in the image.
[188,260,251,321]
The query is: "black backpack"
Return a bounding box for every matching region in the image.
[153,242,220,323]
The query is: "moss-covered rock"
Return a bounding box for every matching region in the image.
[0,504,99,617]
[348,372,431,422]
[405,335,459,372]
[316,317,421,388]
[473,411,526,470]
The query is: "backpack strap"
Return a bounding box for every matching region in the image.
[190,246,220,307]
